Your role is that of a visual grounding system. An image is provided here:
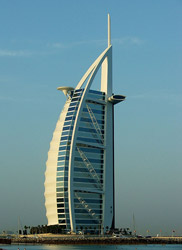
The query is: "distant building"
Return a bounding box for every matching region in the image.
[44,15,125,233]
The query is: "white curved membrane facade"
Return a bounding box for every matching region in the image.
[44,15,125,233]
[44,99,71,225]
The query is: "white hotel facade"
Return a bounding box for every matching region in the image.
[44,15,125,233]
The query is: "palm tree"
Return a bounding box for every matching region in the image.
[23,225,27,235]
[37,225,41,234]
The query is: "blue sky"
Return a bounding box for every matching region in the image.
[0,0,182,235]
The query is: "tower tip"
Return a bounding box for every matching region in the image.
[108,14,111,47]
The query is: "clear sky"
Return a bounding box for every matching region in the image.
[0,0,182,236]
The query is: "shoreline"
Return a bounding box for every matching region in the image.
[7,236,182,245]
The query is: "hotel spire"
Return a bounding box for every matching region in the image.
[108,13,111,47]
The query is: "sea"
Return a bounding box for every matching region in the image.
[1,245,182,250]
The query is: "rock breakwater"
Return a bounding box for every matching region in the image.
[11,236,182,245]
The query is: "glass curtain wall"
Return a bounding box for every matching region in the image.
[56,89,105,232]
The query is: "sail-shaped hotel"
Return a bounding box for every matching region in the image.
[44,15,125,233]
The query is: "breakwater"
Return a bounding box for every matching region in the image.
[0,238,11,244]
[11,236,182,245]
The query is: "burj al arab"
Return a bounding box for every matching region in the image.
[44,14,125,233]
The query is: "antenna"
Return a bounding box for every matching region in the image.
[133,213,136,236]
[108,14,111,47]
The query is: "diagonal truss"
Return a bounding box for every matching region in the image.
[77,146,102,190]
[75,192,101,223]
[86,104,104,144]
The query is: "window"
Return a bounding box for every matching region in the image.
[75,150,104,159]
[56,182,64,187]
[68,107,78,112]
[57,166,68,172]
[58,151,67,156]
[57,198,68,203]
[57,193,64,198]
[77,137,102,144]
[60,141,68,146]
[57,209,65,213]
[74,167,103,174]
[62,131,70,136]
[72,93,82,97]
[74,178,103,184]
[69,102,78,107]
[81,199,102,204]
[75,209,102,214]
[63,126,73,131]
[71,97,80,102]
[57,176,68,182]
[64,121,72,126]
[57,172,64,177]
[59,146,66,151]
[77,146,103,154]
[58,214,65,218]
[89,89,105,96]
[67,111,74,116]
[57,177,64,182]
[75,220,99,224]
[65,116,75,121]
[57,162,65,166]
[60,136,72,141]
[57,188,68,192]
[57,203,64,208]
[78,127,96,134]
[59,146,70,151]
[75,89,83,93]
[80,117,104,125]
[83,108,104,114]
[75,192,101,199]
[74,157,103,164]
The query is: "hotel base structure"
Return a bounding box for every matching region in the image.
[44,15,125,233]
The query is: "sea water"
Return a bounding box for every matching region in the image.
[1,245,182,250]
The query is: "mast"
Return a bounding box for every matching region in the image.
[133,213,136,236]
[108,14,111,47]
